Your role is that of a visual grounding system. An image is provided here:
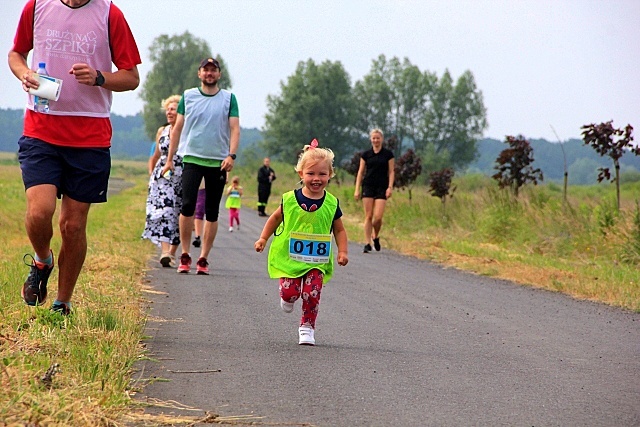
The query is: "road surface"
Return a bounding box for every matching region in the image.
[135,206,640,426]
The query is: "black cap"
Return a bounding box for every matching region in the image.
[199,57,220,69]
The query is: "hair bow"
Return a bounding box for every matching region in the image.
[310,138,318,149]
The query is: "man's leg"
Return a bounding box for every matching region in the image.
[199,167,226,260]
[180,163,204,255]
[56,196,91,303]
[25,184,57,260]
[180,214,195,255]
[200,219,218,260]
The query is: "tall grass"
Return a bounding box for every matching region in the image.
[0,159,153,425]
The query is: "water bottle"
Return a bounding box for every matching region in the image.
[34,62,50,113]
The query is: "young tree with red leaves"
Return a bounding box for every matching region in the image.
[581,121,637,210]
[394,149,422,201]
[429,168,456,212]
[492,135,543,197]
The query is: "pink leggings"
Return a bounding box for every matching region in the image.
[228,208,240,227]
[280,268,324,328]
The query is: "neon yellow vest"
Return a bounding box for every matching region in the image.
[267,190,337,284]
[224,186,242,209]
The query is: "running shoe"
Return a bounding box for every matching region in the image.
[196,257,209,275]
[51,301,71,316]
[373,237,381,252]
[298,326,315,346]
[192,236,201,248]
[280,298,294,313]
[363,244,372,253]
[229,226,234,232]
[21,252,54,306]
[177,253,191,273]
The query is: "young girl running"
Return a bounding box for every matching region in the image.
[224,176,243,231]
[254,139,349,346]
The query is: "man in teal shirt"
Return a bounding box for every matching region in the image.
[163,57,239,275]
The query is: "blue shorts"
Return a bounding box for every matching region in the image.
[18,136,111,203]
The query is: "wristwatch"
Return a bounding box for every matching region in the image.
[228,153,237,160]
[94,70,105,87]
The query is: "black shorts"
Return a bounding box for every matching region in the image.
[181,162,227,220]
[18,136,111,203]
[361,185,387,200]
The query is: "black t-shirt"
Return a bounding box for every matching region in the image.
[292,188,342,220]
[361,147,394,189]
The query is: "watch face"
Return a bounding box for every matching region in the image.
[95,71,105,86]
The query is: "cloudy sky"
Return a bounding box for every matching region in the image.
[1,0,638,141]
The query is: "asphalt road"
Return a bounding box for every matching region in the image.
[135,206,640,426]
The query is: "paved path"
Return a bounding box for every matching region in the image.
[136,206,640,426]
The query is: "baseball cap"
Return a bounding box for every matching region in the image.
[199,57,220,69]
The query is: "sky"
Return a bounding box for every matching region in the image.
[1,0,638,142]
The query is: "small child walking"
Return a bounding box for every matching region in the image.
[225,176,243,232]
[254,139,349,346]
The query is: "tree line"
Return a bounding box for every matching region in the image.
[0,107,638,185]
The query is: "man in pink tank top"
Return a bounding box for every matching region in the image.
[8,0,141,315]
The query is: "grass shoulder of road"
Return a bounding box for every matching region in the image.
[0,157,638,425]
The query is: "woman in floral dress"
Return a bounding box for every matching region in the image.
[142,95,183,267]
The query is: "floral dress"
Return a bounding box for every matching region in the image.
[142,125,183,247]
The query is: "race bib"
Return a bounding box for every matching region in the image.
[288,231,332,264]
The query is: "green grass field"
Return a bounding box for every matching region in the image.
[0,155,638,425]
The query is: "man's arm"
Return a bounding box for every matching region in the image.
[221,116,240,171]
[9,51,38,92]
[68,64,139,92]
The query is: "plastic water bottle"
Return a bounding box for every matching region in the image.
[34,62,50,113]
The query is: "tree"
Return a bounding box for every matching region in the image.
[492,135,543,197]
[353,55,487,171]
[263,59,356,164]
[341,152,361,184]
[416,70,487,169]
[581,121,638,210]
[429,168,456,212]
[393,135,422,201]
[139,32,232,141]
[352,55,432,157]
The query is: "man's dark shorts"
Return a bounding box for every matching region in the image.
[18,136,111,203]
[361,185,387,200]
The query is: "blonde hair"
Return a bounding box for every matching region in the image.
[295,141,336,178]
[161,94,181,110]
[370,128,384,138]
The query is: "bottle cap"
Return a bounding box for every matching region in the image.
[38,62,46,68]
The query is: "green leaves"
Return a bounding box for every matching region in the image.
[263,59,356,163]
[140,32,232,141]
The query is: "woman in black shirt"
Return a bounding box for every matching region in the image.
[354,129,395,253]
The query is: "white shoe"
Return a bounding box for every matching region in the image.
[280,298,294,313]
[229,226,234,232]
[298,326,315,345]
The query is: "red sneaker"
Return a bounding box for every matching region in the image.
[196,257,209,275]
[177,253,191,273]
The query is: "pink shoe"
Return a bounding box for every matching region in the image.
[196,257,209,275]
[177,253,191,273]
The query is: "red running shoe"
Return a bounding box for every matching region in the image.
[177,253,191,273]
[196,257,209,275]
